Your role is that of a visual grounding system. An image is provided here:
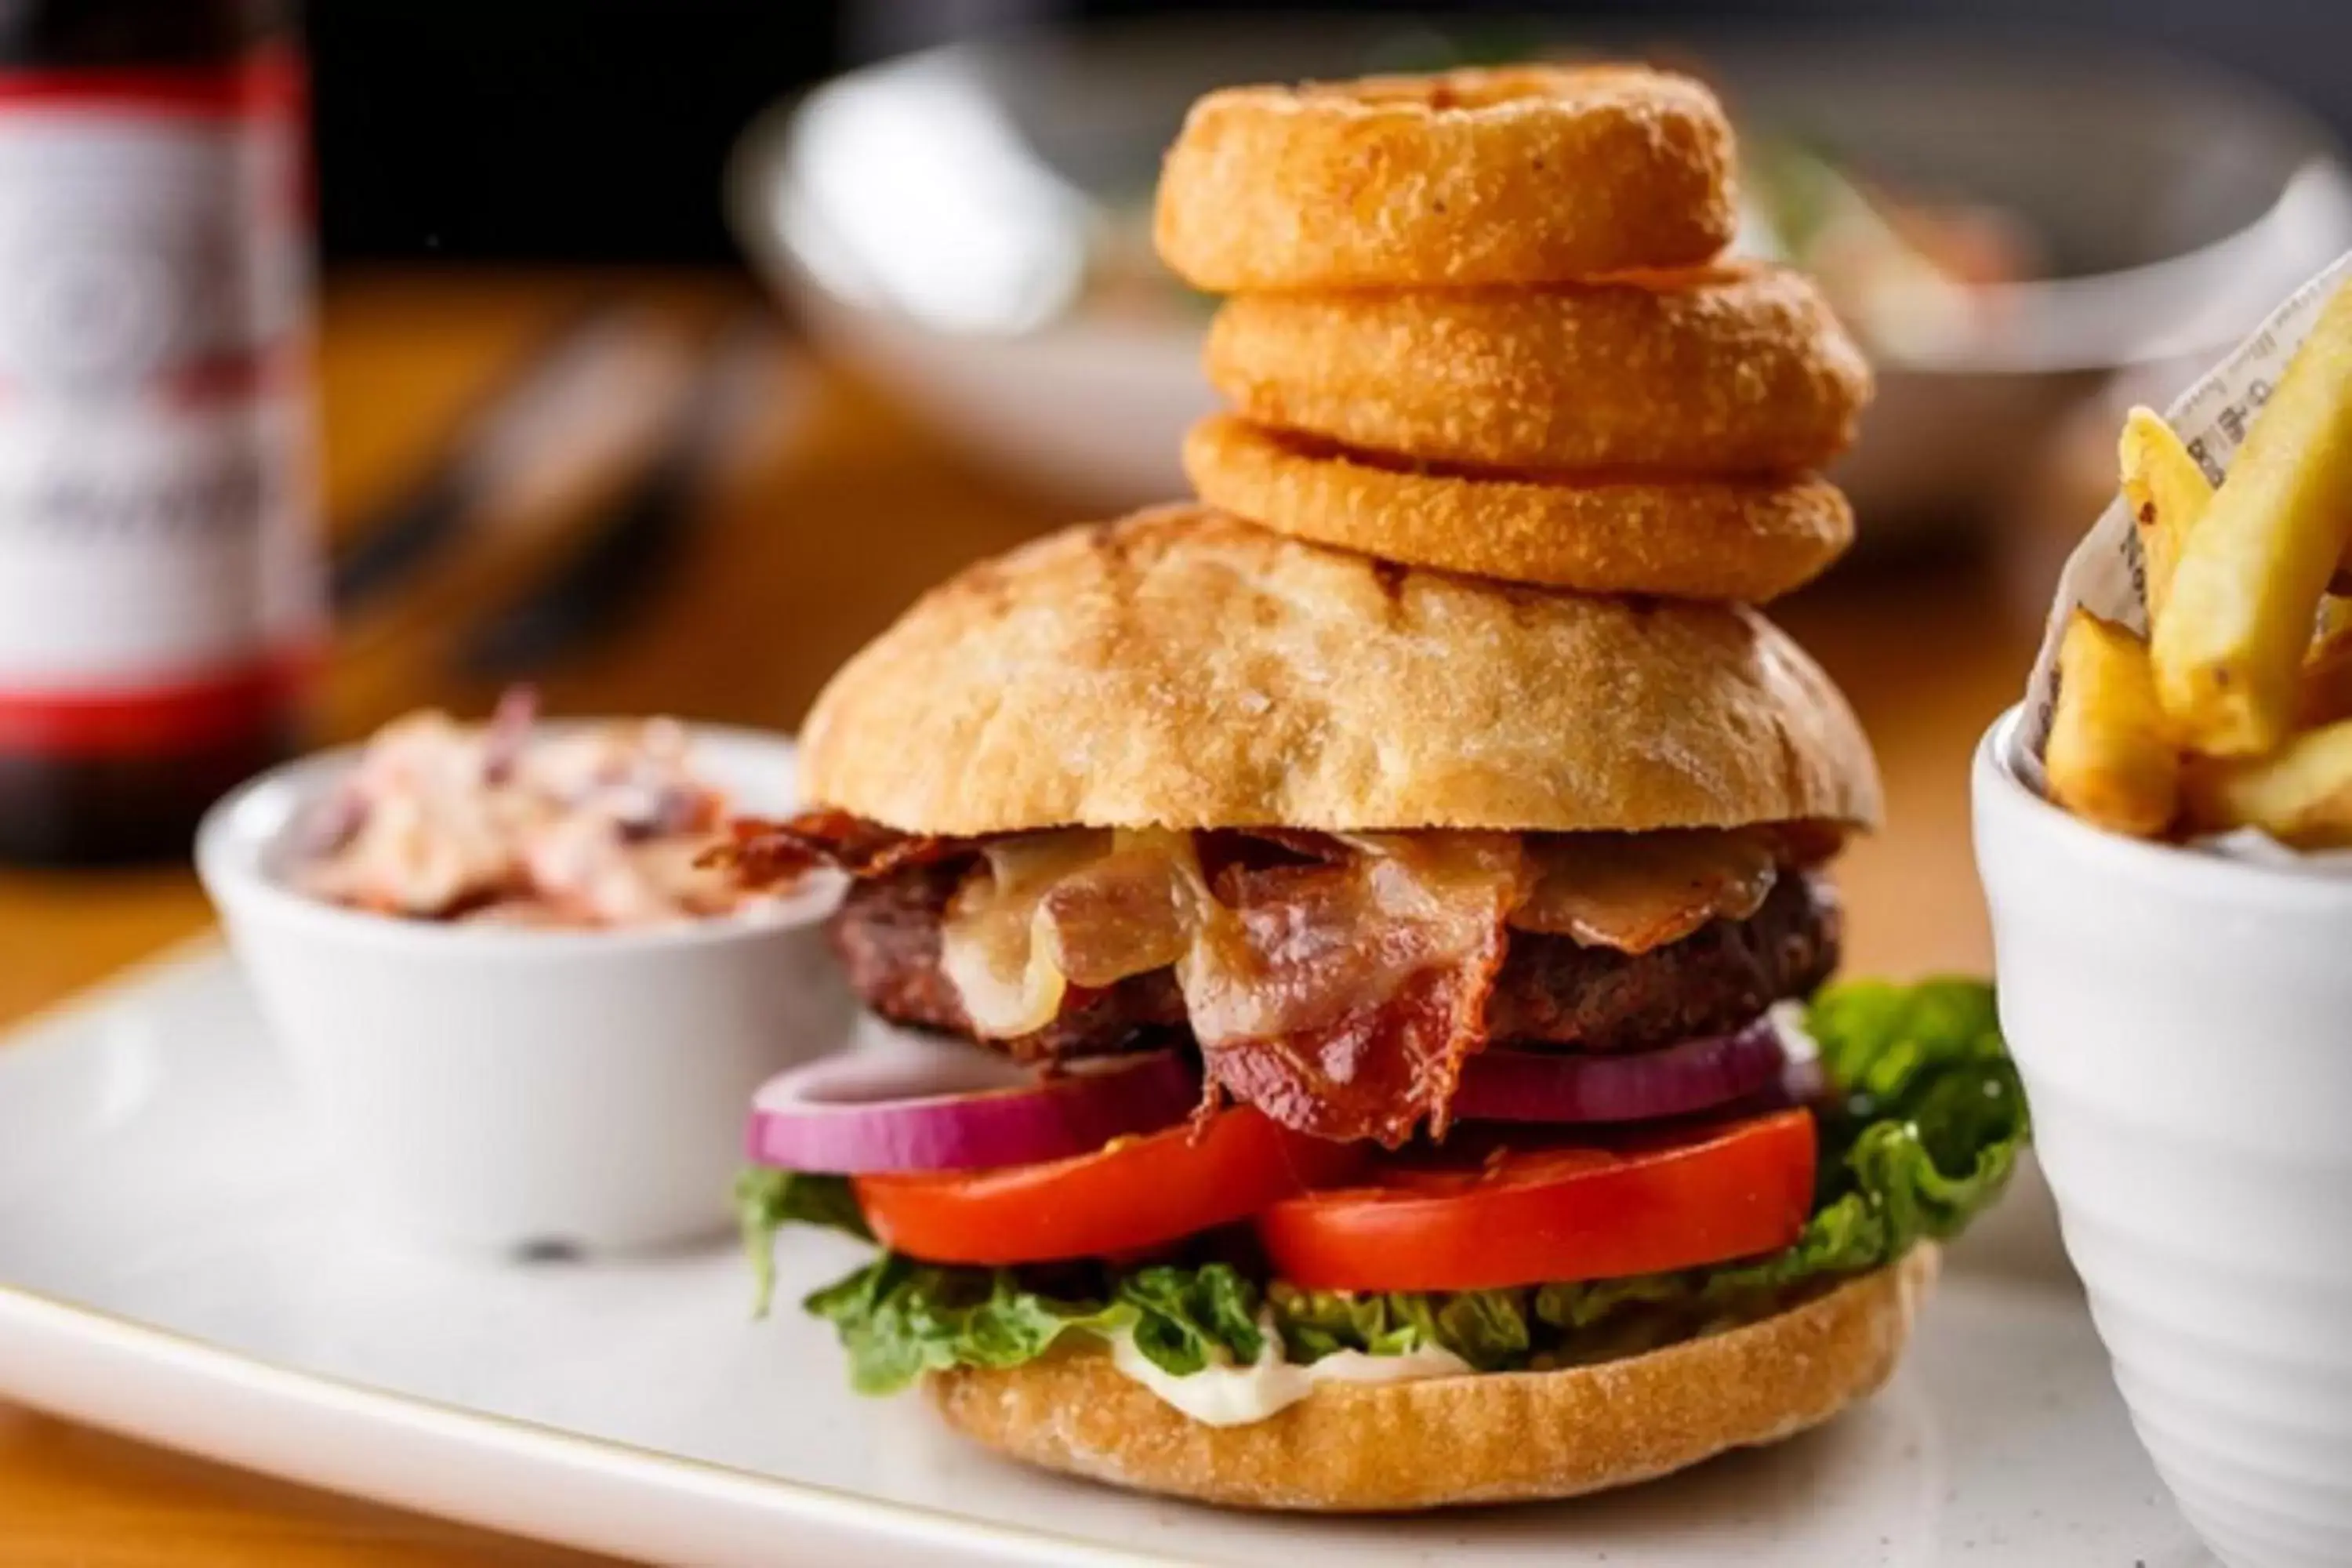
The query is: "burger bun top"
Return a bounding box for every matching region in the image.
[797,506,1881,837]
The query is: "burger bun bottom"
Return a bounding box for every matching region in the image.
[927,1246,1935,1512]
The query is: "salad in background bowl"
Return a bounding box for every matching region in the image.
[292,690,769,929]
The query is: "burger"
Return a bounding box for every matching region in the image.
[731,506,2026,1511]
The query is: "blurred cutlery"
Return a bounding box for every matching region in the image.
[456,311,798,678]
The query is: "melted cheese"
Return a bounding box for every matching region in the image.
[1514,827,1780,953]
[938,828,1200,1037]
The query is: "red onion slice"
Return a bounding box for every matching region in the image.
[747,1039,1197,1174]
[1453,1018,1788,1125]
[1766,1000,1828,1107]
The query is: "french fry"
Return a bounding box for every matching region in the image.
[2183,717,2352,846]
[2300,622,2352,728]
[2046,608,2180,837]
[2151,279,2352,757]
[2118,406,2212,620]
[2299,597,2352,725]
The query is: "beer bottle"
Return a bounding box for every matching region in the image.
[0,0,320,866]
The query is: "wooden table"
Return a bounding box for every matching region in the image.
[0,269,2049,1565]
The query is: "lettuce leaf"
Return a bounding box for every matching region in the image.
[800,1259,1272,1395]
[1806,976,2027,1254]
[1269,1284,1534,1370]
[1117,1261,1268,1373]
[753,978,2028,1388]
[804,1257,1132,1394]
[735,1167,868,1316]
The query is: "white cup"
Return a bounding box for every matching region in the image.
[1973,706,2352,1568]
[198,725,852,1255]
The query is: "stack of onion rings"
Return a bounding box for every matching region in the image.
[1157,65,1869,603]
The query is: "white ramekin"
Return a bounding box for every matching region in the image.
[197,726,851,1256]
[1974,706,2352,1568]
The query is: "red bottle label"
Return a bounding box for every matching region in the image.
[0,47,321,757]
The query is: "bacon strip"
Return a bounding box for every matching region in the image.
[731,808,1833,1145]
[1178,835,1526,1146]
[1197,920,1510,1147]
[717,808,967,886]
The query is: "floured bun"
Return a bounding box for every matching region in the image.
[928,1247,1933,1513]
[798,505,1881,837]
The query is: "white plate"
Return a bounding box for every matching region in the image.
[0,945,2207,1566]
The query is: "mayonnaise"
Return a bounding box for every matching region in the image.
[1104,1317,1472,1427]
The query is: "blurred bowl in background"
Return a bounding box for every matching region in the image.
[730,21,2352,536]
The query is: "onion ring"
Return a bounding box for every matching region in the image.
[1204,266,1871,475]
[1155,66,1737,290]
[1183,416,1852,601]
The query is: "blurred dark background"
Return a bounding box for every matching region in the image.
[311,0,2352,264]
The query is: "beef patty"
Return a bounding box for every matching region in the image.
[828,858,1841,1060]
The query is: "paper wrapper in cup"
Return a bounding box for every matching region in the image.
[2013,248,2352,794]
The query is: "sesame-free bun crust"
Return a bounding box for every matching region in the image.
[930,1247,1935,1512]
[797,506,1881,836]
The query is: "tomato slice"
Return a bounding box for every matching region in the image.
[1254,1109,1817,1292]
[853,1108,1365,1265]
